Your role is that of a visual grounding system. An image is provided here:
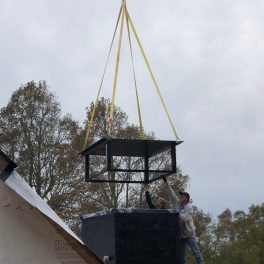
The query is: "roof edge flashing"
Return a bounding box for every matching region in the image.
[0,149,17,182]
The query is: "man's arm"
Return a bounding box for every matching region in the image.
[163,178,180,209]
[144,184,156,209]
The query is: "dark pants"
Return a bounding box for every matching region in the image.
[179,236,204,264]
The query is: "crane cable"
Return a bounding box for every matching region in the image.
[83,4,123,148]
[124,3,144,140]
[108,4,125,136]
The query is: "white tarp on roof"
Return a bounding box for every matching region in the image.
[0,170,101,264]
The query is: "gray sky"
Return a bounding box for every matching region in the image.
[0,0,264,216]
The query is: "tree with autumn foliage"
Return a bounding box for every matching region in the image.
[1,82,263,263]
[0,83,189,233]
[0,81,85,224]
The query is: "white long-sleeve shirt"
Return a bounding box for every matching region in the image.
[164,182,196,238]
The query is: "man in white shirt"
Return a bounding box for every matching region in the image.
[163,177,204,264]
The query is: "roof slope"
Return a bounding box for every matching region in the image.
[0,149,102,264]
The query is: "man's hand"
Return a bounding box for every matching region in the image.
[143,183,149,192]
[162,177,167,183]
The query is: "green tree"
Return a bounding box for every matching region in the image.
[210,204,264,263]
[0,84,190,235]
[0,81,84,222]
[191,207,214,263]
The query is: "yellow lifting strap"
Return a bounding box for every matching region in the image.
[84,1,180,148]
[108,5,126,136]
[83,4,123,148]
[124,8,180,141]
[124,3,144,139]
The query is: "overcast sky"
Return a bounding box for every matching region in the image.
[0,0,263,216]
